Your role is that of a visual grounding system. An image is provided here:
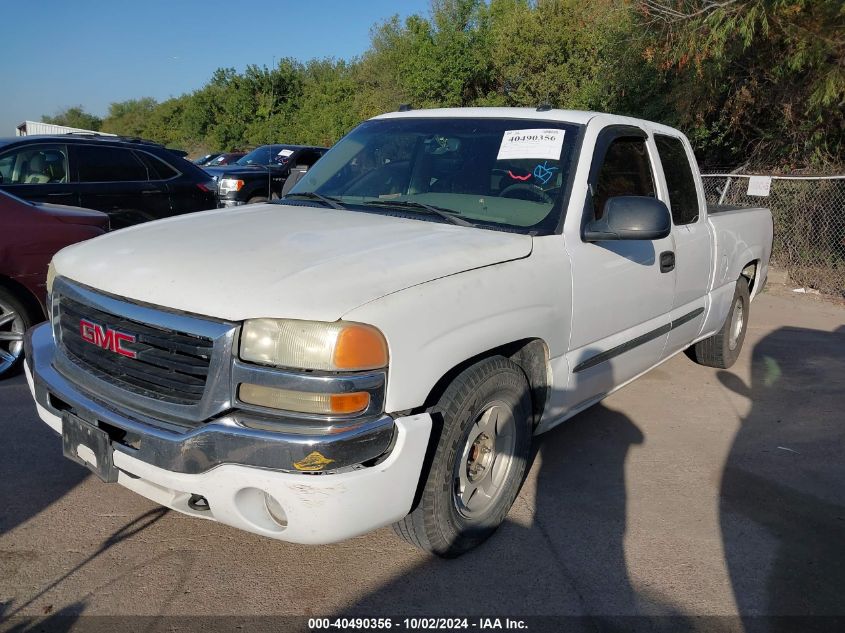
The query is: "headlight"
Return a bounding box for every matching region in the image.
[218,178,245,194]
[46,261,56,294]
[240,319,388,371]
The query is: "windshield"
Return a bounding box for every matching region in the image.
[287,117,581,234]
[236,147,271,166]
[236,146,294,166]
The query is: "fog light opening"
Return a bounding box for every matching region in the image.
[264,492,288,527]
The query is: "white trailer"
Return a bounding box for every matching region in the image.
[15,120,115,137]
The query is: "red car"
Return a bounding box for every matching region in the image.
[0,189,109,376]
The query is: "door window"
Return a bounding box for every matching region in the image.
[76,145,149,182]
[294,150,323,168]
[134,151,179,180]
[655,134,700,225]
[593,137,655,219]
[0,144,69,184]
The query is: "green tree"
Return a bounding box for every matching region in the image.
[101,97,159,137]
[57,0,842,169]
[286,59,360,146]
[42,106,102,131]
[634,0,845,168]
[486,0,637,110]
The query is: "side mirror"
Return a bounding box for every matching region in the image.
[584,196,671,241]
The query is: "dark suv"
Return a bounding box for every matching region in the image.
[0,135,218,228]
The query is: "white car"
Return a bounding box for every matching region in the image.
[25,108,773,556]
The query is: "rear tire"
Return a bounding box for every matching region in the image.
[0,287,34,378]
[393,356,533,557]
[246,196,268,204]
[686,277,750,369]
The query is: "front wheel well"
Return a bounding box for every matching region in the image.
[418,338,550,427]
[0,275,46,322]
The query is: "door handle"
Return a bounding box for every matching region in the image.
[141,189,163,195]
[660,251,675,273]
[47,192,73,197]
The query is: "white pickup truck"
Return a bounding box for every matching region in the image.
[25,108,773,557]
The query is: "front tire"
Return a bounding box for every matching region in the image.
[394,356,533,557]
[0,287,33,378]
[686,277,750,369]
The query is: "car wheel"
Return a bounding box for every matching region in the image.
[393,356,532,557]
[247,196,268,204]
[0,287,32,378]
[686,276,750,369]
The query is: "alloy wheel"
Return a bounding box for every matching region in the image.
[0,297,26,375]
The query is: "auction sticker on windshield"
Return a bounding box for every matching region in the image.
[497,128,565,161]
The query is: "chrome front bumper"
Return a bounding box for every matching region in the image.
[25,323,396,475]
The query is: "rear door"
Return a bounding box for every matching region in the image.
[564,125,676,409]
[0,143,77,206]
[72,144,170,228]
[653,133,712,357]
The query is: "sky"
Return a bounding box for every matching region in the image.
[1,0,430,134]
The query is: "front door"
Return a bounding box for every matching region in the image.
[564,126,676,411]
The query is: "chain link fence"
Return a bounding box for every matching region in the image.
[701,174,845,298]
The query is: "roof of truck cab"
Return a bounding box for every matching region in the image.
[372,107,684,136]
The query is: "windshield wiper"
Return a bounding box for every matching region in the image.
[284,192,347,210]
[362,199,474,227]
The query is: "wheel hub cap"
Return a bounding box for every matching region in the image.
[453,401,517,519]
[467,433,494,482]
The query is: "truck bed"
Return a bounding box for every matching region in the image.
[707,203,768,214]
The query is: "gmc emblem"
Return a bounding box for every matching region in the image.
[79,319,138,359]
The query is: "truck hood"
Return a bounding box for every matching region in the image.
[53,203,532,322]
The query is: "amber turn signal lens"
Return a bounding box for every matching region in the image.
[333,324,389,370]
[329,392,371,414]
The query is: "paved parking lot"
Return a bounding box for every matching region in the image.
[1,283,843,630]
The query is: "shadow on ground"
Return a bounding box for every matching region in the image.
[342,402,690,629]
[719,326,845,630]
[0,373,88,538]
[339,326,845,631]
[0,373,175,628]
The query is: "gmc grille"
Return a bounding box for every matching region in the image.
[57,296,213,405]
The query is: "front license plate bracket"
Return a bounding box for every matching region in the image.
[62,413,119,483]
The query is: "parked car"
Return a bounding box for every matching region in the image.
[204,152,246,167]
[0,189,108,377]
[0,135,218,228]
[204,144,327,206]
[26,108,773,556]
[194,153,223,166]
